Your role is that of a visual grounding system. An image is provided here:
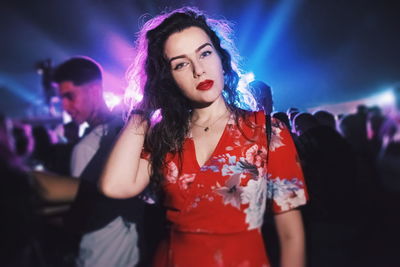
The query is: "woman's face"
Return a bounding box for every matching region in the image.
[164,26,225,106]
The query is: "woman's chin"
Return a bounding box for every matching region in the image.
[191,100,213,109]
[190,94,225,109]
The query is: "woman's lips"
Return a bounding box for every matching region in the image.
[196,80,214,90]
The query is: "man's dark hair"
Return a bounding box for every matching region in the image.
[53,56,102,85]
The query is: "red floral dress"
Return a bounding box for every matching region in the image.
[151,111,307,267]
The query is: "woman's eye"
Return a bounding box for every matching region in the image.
[173,62,188,70]
[200,50,212,58]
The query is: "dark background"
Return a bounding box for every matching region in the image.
[1,0,399,117]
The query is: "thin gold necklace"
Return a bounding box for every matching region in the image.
[191,109,230,132]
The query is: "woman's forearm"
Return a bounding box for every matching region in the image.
[99,115,150,199]
[274,210,306,267]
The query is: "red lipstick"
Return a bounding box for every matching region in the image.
[196,80,214,91]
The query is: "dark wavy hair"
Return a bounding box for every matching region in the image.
[126,7,250,191]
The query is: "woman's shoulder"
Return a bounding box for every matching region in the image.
[243,109,266,124]
[232,109,266,130]
[240,109,287,131]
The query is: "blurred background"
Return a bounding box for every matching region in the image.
[1,0,399,118]
[2,1,400,266]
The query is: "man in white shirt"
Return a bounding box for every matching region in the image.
[70,123,108,178]
[53,57,144,267]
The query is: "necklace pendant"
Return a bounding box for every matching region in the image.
[204,127,209,132]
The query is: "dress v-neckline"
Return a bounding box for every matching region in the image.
[189,115,234,169]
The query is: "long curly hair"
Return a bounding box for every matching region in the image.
[126,7,251,191]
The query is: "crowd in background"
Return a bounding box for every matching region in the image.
[271,103,400,267]
[1,91,400,266]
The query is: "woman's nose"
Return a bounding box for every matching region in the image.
[192,60,205,78]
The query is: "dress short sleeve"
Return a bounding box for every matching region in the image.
[267,117,308,213]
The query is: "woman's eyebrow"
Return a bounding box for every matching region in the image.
[168,42,212,64]
[196,42,212,52]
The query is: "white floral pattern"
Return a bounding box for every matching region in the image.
[214,173,243,209]
[156,111,307,266]
[267,177,307,211]
[269,121,285,152]
[241,177,267,229]
[178,173,196,190]
[165,161,196,190]
[165,161,178,183]
[245,144,268,177]
[161,111,307,233]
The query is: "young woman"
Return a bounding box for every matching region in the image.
[100,7,307,267]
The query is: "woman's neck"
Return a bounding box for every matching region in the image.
[191,96,229,124]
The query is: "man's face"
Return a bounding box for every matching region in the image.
[58,81,94,124]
